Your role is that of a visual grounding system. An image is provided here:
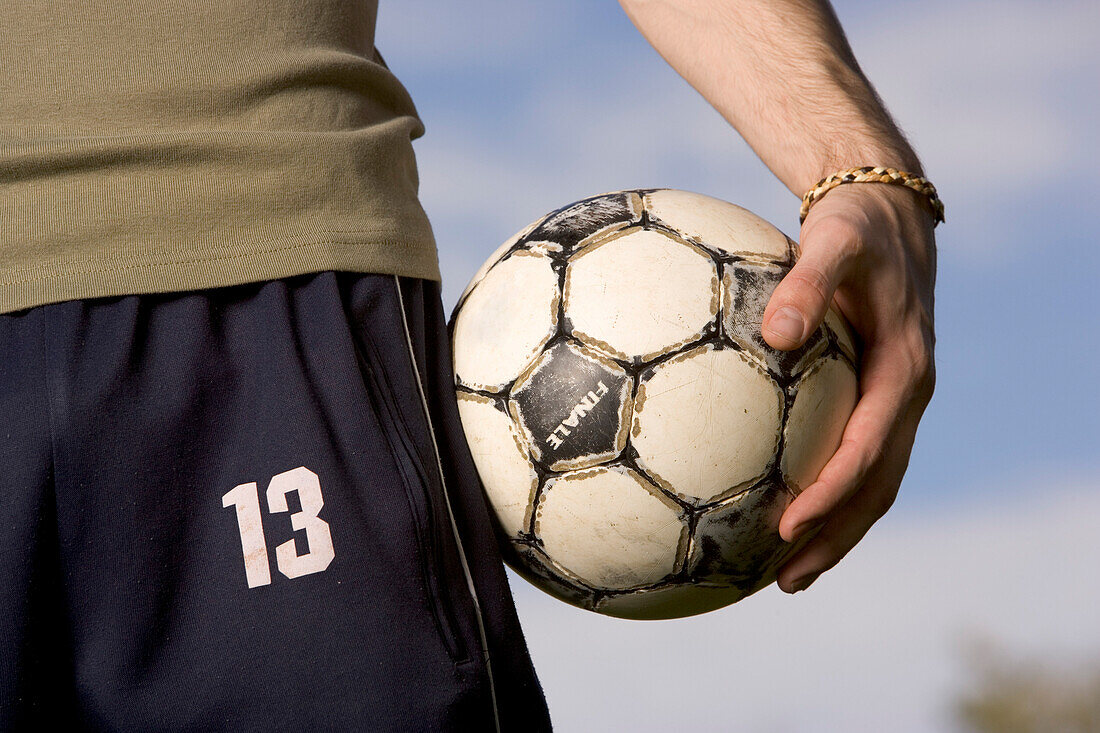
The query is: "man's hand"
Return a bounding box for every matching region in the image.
[762,184,936,592]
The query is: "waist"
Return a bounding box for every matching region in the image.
[0,122,439,313]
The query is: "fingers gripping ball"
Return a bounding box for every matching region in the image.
[450,189,859,619]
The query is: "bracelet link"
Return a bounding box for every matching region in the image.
[799,166,945,227]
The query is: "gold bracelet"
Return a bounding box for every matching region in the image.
[799,166,945,227]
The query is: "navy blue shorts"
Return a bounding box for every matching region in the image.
[0,271,550,731]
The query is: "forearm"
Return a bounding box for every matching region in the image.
[617,0,922,195]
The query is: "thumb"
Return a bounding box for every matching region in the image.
[762,220,857,350]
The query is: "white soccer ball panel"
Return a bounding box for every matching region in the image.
[534,467,685,590]
[456,219,539,306]
[455,393,538,538]
[632,345,783,503]
[565,228,718,361]
[643,189,791,262]
[452,251,559,392]
[596,583,750,620]
[781,355,859,493]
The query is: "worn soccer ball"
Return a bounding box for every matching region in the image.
[449,189,859,619]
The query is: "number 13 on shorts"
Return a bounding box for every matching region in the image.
[222,465,336,588]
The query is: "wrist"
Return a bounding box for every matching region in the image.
[800,165,943,228]
[797,144,923,196]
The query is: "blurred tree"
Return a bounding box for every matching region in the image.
[953,638,1100,733]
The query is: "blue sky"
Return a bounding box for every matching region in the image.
[378,1,1099,729]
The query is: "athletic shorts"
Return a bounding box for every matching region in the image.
[0,271,551,731]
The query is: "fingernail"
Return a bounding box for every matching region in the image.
[766,307,804,344]
[788,573,820,593]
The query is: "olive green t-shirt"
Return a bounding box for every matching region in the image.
[0,0,439,315]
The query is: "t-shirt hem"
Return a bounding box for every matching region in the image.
[0,237,442,315]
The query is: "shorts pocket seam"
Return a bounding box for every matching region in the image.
[350,325,472,666]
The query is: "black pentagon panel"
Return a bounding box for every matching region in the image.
[596,581,751,620]
[504,541,598,612]
[525,191,641,252]
[722,262,826,378]
[509,342,631,472]
[688,482,794,585]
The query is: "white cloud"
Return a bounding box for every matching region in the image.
[408,0,1097,279]
[841,0,1100,257]
[511,473,1100,732]
[404,0,1099,304]
[414,60,794,310]
[853,0,1099,175]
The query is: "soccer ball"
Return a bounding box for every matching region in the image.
[449,189,859,619]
